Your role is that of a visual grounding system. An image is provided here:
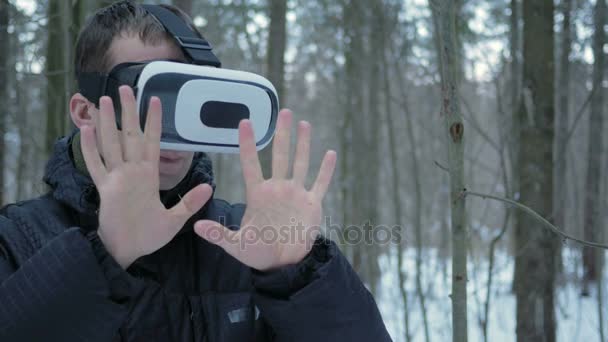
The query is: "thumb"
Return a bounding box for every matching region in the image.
[194,220,242,258]
[168,183,213,226]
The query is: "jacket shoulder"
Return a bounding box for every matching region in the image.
[0,194,74,264]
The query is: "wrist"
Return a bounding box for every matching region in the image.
[86,230,138,303]
[97,228,136,269]
[252,236,333,297]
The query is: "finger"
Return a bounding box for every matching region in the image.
[143,96,162,163]
[239,119,264,187]
[271,109,293,179]
[194,220,242,259]
[119,86,144,162]
[98,96,123,169]
[292,121,311,185]
[80,125,107,184]
[311,150,337,199]
[168,183,213,228]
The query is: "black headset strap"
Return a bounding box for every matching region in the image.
[77,62,145,107]
[77,72,107,107]
[142,4,221,67]
[77,5,222,105]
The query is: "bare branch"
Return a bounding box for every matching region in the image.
[434,160,450,173]
[464,190,608,250]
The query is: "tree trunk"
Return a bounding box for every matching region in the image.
[266,0,287,102]
[342,0,365,279]
[340,100,353,265]
[381,34,412,342]
[381,23,412,342]
[510,0,520,114]
[431,1,467,341]
[482,211,511,342]
[553,0,574,287]
[9,15,29,202]
[0,0,8,206]
[509,0,522,294]
[391,26,431,342]
[582,0,606,293]
[514,0,557,341]
[15,82,27,201]
[405,74,430,342]
[378,1,415,338]
[259,0,288,179]
[555,0,573,240]
[46,0,69,157]
[362,0,383,297]
[61,0,75,134]
[598,261,605,341]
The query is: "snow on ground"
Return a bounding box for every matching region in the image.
[377,247,607,341]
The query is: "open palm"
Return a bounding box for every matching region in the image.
[194,110,336,271]
[81,87,212,269]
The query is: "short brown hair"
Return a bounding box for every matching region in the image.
[74,0,199,74]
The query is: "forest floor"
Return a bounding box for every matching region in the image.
[378,246,607,342]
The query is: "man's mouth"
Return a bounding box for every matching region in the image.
[160,156,181,163]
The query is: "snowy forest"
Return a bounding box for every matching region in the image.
[0,0,607,341]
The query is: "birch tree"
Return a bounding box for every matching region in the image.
[430,1,467,341]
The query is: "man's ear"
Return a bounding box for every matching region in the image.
[69,93,95,128]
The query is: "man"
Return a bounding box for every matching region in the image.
[0,1,391,341]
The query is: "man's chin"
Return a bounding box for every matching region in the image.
[157,152,194,190]
[158,170,188,191]
[159,177,181,191]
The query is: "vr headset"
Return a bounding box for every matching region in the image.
[77,4,278,153]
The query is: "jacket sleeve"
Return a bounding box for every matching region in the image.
[0,214,131,341]
[251,237,393,342]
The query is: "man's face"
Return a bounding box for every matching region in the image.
[87,35,195,191]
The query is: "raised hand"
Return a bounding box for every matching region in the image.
[194,110,337,271]
[80,86,213,268]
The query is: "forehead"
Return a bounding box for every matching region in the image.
[109,35,185,68]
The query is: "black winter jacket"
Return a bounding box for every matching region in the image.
[0,134,391,342]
